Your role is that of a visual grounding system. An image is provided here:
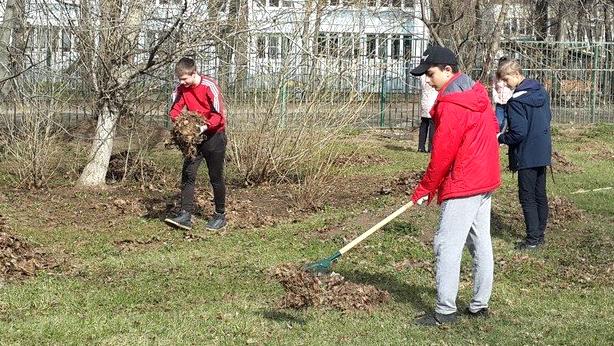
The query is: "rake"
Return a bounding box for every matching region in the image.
[305,201,414,274]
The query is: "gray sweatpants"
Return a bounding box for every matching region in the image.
[434,193,494,314]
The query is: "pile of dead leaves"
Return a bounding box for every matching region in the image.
[549,196,583,226]
[380,171,424,196]
[168,111,208,159]
[1,215,52,279]
[271,264,390,312]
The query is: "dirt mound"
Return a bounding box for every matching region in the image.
[168,111,208,159]
[271,264,390,312]
[106,151,164,184]
[1,215,53,280]
[551,151,580,173]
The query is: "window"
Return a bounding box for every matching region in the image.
[329,35,340,57]
[317,34,328,56]
[378,36,388,58]
[403,37,412,59]
[367,0,376,7]
[366,34,377,58]
[391,36,401,59]
[268,36,280,57]
[256,36,266,58]
[330,0,340,5]
[281,36,291,58]
[61,29,71,52]
[269,0,279,7]
[392,0,403,7]
[341,33,358,58]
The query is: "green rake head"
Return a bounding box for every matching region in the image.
[304,251,342,274]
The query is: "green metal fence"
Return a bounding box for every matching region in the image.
[2,39,612,130]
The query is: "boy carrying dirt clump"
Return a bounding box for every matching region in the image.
[408,46,501,326]
[164,57,228,231]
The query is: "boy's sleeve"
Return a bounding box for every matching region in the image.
[498,100,527,145]
[411,103,465,204]
[169,86,184,122]
[205,84,224,131]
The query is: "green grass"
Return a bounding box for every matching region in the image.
[1,125,613,345]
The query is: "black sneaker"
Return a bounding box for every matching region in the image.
[415,312,457,326]
[164,210,192,230]
[515,241,542,251]
[206,212,227,231]
[466,307,490,318]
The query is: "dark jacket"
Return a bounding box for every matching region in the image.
[498,79,552,171]
[412,73,501,204]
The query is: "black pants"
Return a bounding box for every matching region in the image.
[517,166,548,245]
[418,117,434,152]
[181,132,227,214]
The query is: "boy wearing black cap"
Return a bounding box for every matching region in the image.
[409,46,501,326]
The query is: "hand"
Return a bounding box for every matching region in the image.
[197,125,208,135]
[416,195,428,205]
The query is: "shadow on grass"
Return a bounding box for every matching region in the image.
[340,270,435,313]
[383,144,414,152]
[491,211,522,243]
[260,309,307,325]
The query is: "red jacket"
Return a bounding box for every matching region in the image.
[411,73,501,204]
[169,75,226,133]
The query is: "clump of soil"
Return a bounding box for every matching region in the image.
[551,151,580,173]
[271,264,391,312]
[169,111,208,159]
[106,151,164,184]
[1,215,53,279]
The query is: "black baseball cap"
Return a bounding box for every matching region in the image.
[410,46,458,76]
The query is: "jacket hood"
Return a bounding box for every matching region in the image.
[511,79,547,107]
[435,74,490,113]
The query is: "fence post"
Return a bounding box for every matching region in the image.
[379,67,387,128]
[590,44,600,123]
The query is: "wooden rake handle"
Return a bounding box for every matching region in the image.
[338,201,414,255]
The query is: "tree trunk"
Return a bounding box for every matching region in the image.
[0,0,26,96]
[534,0,549,41]
[77,100,118,187]
[478,0,509,83]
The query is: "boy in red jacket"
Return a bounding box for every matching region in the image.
[409,46,501,326]
[164,57,227,231]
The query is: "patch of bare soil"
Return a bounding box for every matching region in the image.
[551,151,581,174]
[168,111,208,159]
[333,153,389,166]
[1,215,54,280]
[271,264,390,312]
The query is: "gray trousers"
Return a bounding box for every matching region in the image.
[434,193,494,314]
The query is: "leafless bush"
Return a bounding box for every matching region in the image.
[0,105,64,188]
[228,80,371,187]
